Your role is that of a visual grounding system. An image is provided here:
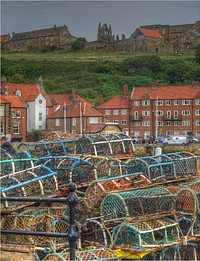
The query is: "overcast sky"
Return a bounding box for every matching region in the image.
[1,1,200,41]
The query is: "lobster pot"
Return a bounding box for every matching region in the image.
[101,187,174,224]
[112,217,179,250]
[81,220,110,247]
[95,157,123,180]
[175,188,198,215]
[0,165,57,209]
[161,243,198,261]
[193,213,200,236]
[125,157,175,182]
[70,161,94,188]
[57,156,82,185]
[62,198,89,225]
[166,152,198,177]
[75,132,135,157]
[44,248,119,261]
[85,174,150,210]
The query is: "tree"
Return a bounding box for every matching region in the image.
[71,38,87,51]
[195,44,200,64]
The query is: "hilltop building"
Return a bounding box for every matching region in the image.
[2,25,77,52]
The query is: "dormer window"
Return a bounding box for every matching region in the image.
[15,90,21,97]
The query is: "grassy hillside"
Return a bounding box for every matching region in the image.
[1,50,199,105]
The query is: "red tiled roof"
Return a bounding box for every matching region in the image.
[131,85,200,100]
[7,83,52,106]
[49,94,93,107]
[0,34,9,42]
[97,96,130,109]
[48,102,103,119]
[139,28,163,38]
[1,95,27,108]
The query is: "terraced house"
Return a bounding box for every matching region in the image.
[130,81,200,139]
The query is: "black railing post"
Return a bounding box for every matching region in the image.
[66,183,79,261]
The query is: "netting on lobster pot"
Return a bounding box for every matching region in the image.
[112,217,180,251]
[125,156,175,182]
[165,152,198,178]
[160,243,198,261]
[101,187,174,224]
[75,133,135,157]
[81,219,111,247]
[43,247,119,261]
[85,173,148,210]
[95,157,123,180]
[0,165,58,209]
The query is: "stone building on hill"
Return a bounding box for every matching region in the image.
[6,25,77,52]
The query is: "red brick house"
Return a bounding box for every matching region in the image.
[47,90,104,134]
[0,95,27,142]
[130,82,200,139]
[97,84,130,135]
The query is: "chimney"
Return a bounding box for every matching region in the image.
[1,77,8,95]
[150,81,158,89]
[99,94,104,105]
[122,83,128,96]
[38,76,43,89]
[192,81,199,88]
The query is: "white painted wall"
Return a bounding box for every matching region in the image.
[27,94,46,132]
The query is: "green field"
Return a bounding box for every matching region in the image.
[1,50,199,105]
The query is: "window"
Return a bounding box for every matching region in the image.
[134,101,140,106]
[182,100,190,105]
[46,108,49,115]
[142,100,150,106]
[196,130,200,137]
[106,120,111,123]
[113,110,118,115]
[195,110,200,115]
[142,121,150,126]
[121,120,127,125]
[113,120,119,123]
[16,110,21,118]
[166,121,171,126]
[13,124,19,134]
[105,110,110,115]
[195,99,200,105]
[134,111,138,120]
[174,121,179,126]
[121,109,127,115]
[39,125,42,130]
[142,111,150,116]
[174,111,178,119]
[72,130,77,134]
[182,110,190,116]
[196,120,200,126]
[156,110,163,116]
[166,100,171,106]
[174,100,179,106]
[12,110,16,118]
[174,131,179,135]
[155,100,163,106]
[182,121,190,126]
[0,106,4,117]
[0,123,4,134]
[39,113,42,121]
[157,121,163,126]
[167,111,171,119]
[55,119,60,126]
[90,117,98,124]
[72,118,76,126]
